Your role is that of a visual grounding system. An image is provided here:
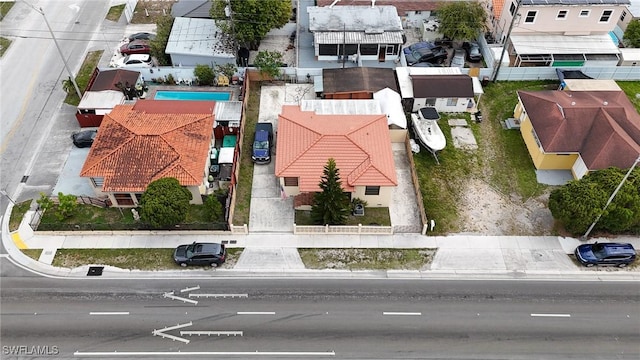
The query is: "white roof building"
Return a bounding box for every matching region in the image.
[165,17,235,66]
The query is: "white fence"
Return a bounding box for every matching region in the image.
[294,224,394,235]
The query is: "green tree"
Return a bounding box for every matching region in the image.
[150,15,174,66]
[624,19,640,48]
[56,192,78,221]
[36,192,54,211]
[204,195,223,221]
[254,50,283,79]
[548,167,640,235]
[436,2,487,42]
[61,76,75,94]
[194,64,215,85]
[215,63,238,79]
[210,0,291,49]
[139,177,192,228]
[311,158,350,225]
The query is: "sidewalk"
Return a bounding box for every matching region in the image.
[3,202,639,280]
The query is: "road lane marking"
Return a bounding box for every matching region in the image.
[383,312,422,316]
[89,312,129,316]
[180,286,200,293]
[237,311,276,315]
[74,351,336,356]
[531,313,571,318]
[189,293,248,298]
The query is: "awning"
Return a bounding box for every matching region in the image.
[78,90,125,110]
[510,34,620,55]
[314,31,403,45]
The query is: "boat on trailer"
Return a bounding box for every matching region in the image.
[412,107,446,152]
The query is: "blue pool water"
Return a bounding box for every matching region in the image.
[154,91,231,101]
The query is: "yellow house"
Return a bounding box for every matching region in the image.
[275,105,398,210]
[515,90,640,179]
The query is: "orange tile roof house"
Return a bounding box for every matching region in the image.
[275,105,398,209]
[80,100,215,207]
[515,90,640,179]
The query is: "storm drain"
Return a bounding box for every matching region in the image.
[87,266,104,276]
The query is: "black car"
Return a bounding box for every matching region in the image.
[405,46,448,66]
[252,122,273,164]
[71,130,97,148]
[462,41,482,62]
[174,242,226,267]
[574,242,636,267]
[128,32,156,42]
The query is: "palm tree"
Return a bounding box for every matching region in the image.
[61,76,75,94]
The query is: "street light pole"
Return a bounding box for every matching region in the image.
[20,1,83,99]
[581,154,640,240]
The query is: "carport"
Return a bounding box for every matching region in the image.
[510,34,620,67]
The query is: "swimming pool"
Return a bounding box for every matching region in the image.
[154,91,231,101]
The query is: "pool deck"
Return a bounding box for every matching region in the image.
[145,84,241,102]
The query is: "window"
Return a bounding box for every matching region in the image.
[425,98,436,106]
[114,193,135,206]
[284,177,298,186]
[620,10,627,22]
[386,44,397,55]
[509,2,516,16]
[319,44,338,56]
[338,44,358,56]
[531,129,542,149]
[524,11,537,23]
[557,10,567,19]
[579,9,590,17]
[446,98,457,106]
[414,10,422,15]
[365,186,380,196]
[360,44,378,56]
[91,177,104,187]
[599,10,613,22]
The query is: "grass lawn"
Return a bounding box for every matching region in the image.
[232,82,261,226]
[105,4,125,22]
[0,1,15,21]
[0,36,11,57]
[295,208,391,226]
[413,81,557,234]
[52,248,243,270]
[299,248,435,270]
[617,81,640,112]
[130,0,177,24]
[9,200,31,232]
[38,201,222,231]
[63,50,103,106]
[22,249,42,261]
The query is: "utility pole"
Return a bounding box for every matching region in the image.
[226,0,239,63]
[20,1,83,99]
[491,0,521,81]
[581,154,640,240]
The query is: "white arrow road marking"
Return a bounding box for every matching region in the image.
[180,286,200,293]
[383,312,422,316]
[237,311,275,315]
[163,291,198,305]
[89,312,129,316]
[69,4,80,12]
[153,322,192,344]
[74,351,336,356]
[531,313,571,318]
[180,330,243,337]
[189,293,248,298]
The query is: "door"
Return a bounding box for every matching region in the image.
[378,45,385,62]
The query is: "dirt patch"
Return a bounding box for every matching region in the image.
[299,248,436,270]
[130,0,178,24]
[458,178,555,235]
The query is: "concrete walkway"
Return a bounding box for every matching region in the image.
[3,204,639,280]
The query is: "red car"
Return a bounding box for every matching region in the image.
[120,40,150,55]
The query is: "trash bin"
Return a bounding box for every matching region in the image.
[482,76,490,87]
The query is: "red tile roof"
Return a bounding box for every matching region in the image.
[315,0,442,15]
[275,105,397,192]
[518,90,640,171]
[81,100,215,192]
[492,0,505,20]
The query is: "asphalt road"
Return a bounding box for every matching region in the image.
[0,0,114,210]
[1,277,638,359]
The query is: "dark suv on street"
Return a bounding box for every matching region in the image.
[574,242,636,267]
[174,242,226,267]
